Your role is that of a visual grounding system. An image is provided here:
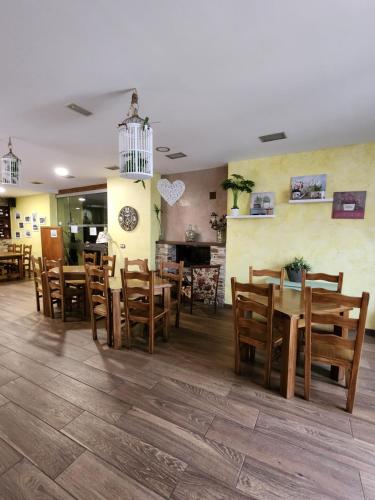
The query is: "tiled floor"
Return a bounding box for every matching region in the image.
[0,280,374,499]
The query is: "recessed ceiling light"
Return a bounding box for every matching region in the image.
[30,181,43,185]
[166,152,187,159]
[156,146,170,153]
[75,207,80,210]
[64,175,76,179]
[66,103,93,116]
[105,165,119,171]
[78,197,86,202]
[259,132,287,142]
[0,187,6,193]
[55,166,69,177]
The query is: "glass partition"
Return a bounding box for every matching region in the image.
[57,191,107,264]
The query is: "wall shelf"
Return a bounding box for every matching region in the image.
[226,215,275,219]
[288,198,333,204]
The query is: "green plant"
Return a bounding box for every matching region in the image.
[221,174,255,209]
[285,257,312,272]
[310,183,323,192]
[153,203,162,236]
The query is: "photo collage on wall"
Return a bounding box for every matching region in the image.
[15,212,47,238]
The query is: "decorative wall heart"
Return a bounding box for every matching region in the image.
[157,179,185,206]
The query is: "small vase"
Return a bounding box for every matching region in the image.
[216,229,226,243]
[185,224,197,242]
[231,208,240,217]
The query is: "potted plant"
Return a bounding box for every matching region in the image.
[221,174,255,216]
[285,257,312,282]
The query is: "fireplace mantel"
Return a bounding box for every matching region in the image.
[157,240,225,247]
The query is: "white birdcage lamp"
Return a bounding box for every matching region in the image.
[118,89,153,180]
[1,137,21,186]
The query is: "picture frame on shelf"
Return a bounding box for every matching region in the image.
[332,191,366,219]
[290,174,327,200]
[250,192,275,216]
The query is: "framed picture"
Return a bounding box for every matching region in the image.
[24,230,32,238]
[24,215,31,224]
[39,216,46,225]
[32,213,38,223]
[250,192,275,216]
[332,191,366,219]
[290,174,327,200]
[15,212,21,220]
[15,231,21,239]
[18,222,24,229]
[32,224,39,231]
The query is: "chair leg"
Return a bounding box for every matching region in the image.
[50,299,55,319]
[163,314,169,341]
[105,315,111,346]
[346,368,358,413]
[175,301,180,328]
[249,346,256,362]
[190,294,193,315]
[36,292,40,312]
[92,316,97,340]
[304,349,311,401]
[235,338,241,375]
[62,298,66,322]
[264,346,272,388]
[149,321,155,354]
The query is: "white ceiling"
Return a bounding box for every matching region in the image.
[1,0,375,194]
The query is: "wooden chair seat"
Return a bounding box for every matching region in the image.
[238,327,283,345]
[66,279,86,286]
[93,303,108,317]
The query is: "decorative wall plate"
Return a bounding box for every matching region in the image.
[157,179,185,206]
[118,206,138,231]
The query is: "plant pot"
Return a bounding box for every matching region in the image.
[231,208,240,217]
[287,269,302,282]
[216,229,226,243]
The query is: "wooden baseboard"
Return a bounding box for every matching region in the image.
[366,328,375,337]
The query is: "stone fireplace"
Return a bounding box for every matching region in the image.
[155,240,226,306]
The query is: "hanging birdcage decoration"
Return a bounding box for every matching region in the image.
[118,90,153,180]
[1,138,21,186]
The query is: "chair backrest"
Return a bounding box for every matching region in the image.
[249,266,285,289]
[121,269,154,321]
[160,260,184,284]
[85,264,109,311]
[23,244,32,261]
[43,258,64,296]
[101,254,116,277]
[31,255,43,290]
[124,258,149,273]
[190,264,220,302]
[83,252,97,265]
[6,243,15,252]
[301,271,343,293]
[231,278,275,346]
[14,244,22,254]
[304,286,369,367]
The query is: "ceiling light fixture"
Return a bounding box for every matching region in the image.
[118,89,153,180]
[1,137,21,186]
[78,197,86,202]
[105,165,119,171]
[54,166,69,177]
[156,146,170,153]
[30,181,43,185]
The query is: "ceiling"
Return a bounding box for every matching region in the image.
[1,0,375,195]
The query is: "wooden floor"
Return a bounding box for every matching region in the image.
[0,281,374,499]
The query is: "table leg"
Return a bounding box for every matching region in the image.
[19,256,24,280]
[280,316,298,399]
[112,289,122,349]
[163,286,171,341]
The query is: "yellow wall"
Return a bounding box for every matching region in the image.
[225,142,375,328]
[10,193,57,257]
[107,175,161,274]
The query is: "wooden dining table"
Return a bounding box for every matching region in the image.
[46,266,172,350]
[0,251,24,280]
[242,288,351,399]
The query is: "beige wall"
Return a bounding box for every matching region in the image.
[10,193,57,257]
[107,175,161,273]
[225,142,375,329]
[161,165,227,242]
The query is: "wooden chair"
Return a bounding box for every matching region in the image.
[301,271,343,293]
[249,266,286,289]
[182,264,220,314]
[85,265,112,345]
[304,286,369,413]
[124,258,149,272]
[31,256,44,312]
[44,258,85,321]
[159,260,184,327]
[23,244,32,278]
[231,278,282,387]
[7,243,23,277]
[101,254,116,277]
[121,269,168,354]
[83,252,97,265]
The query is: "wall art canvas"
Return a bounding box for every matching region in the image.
[15,231,21,239]
[250,192,275,216]
[32,213,38,223]
[290,174,327,200]
[24,230,32,238]
[15,212,21,220]
[32,224,39,231]
[332,191,366,219]
[39,216,46,225]
[24,215,31,223]
[157,179,185,206]
[18,222,24,229]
